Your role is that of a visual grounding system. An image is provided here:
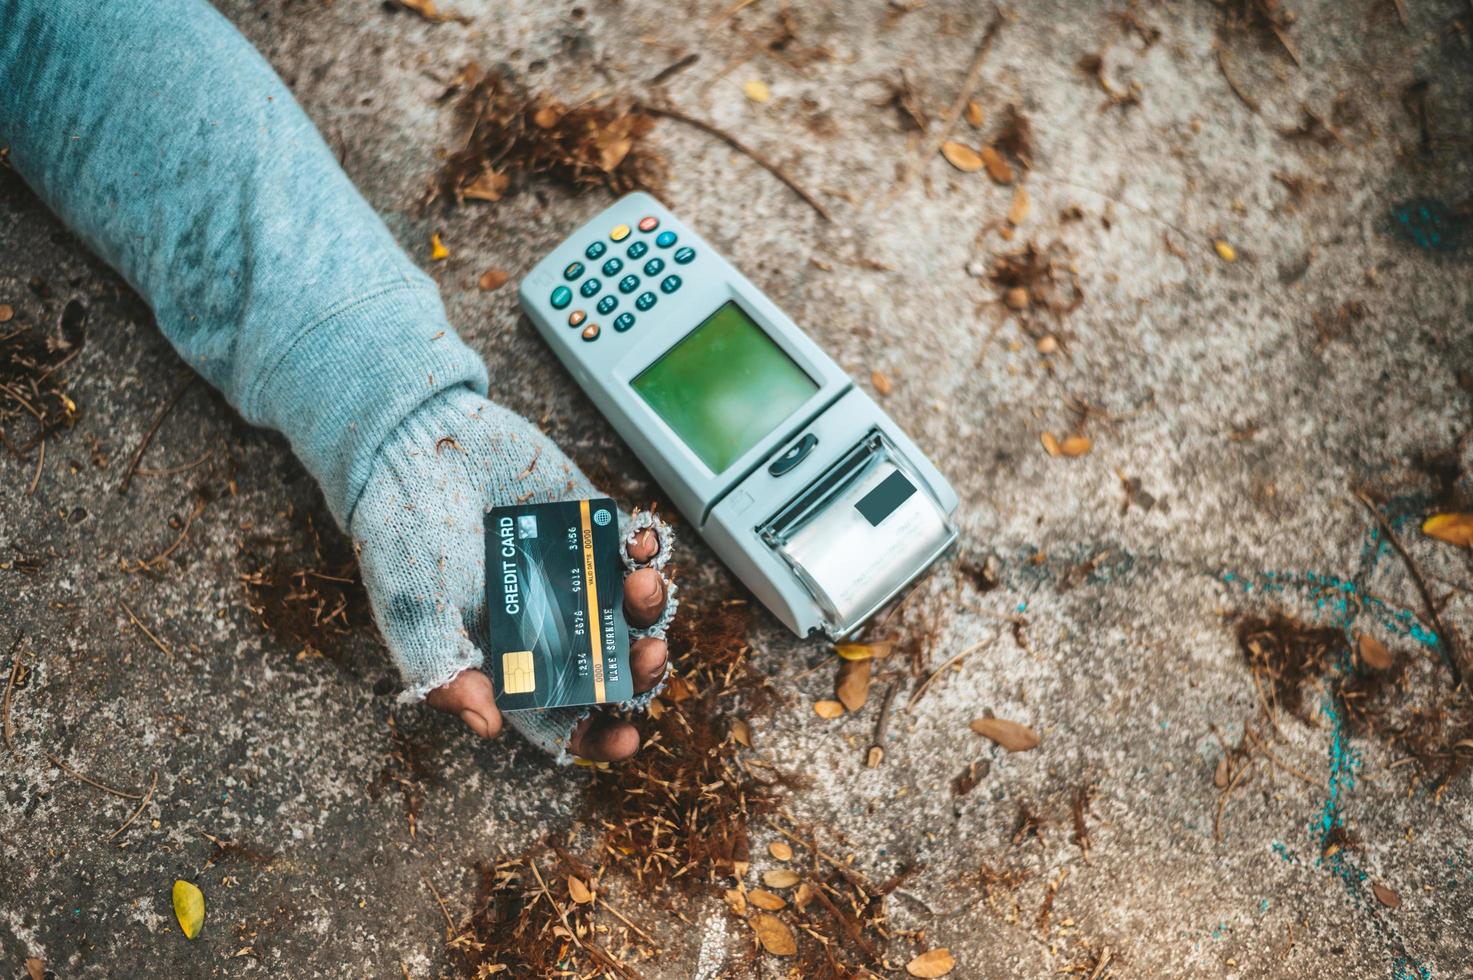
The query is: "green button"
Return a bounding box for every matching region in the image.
[550,286,572,309]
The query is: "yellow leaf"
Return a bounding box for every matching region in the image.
[969,717,1041,752]
[748,889,786,910]
[744,80,772,103]
[1213,239,1237,262]
[965,100,984,127]
[1041,432,1062,457]
[172,880,205,940]
[979,145,1014,184]
[768,841,793,861]
[941,141,983,173]
[762,868,800,889]
[1007,186,1031,225]
[753,913,797,956]
[731,717,753,747]
[907,947,957,978]
[1060,434,1092,457]
[813,699,845,719]
[1424,513,1473,548]
[724,887,747,915]
[870,370,893,396]
[430,233,449,261]
[836,641,892,662]
[567,875,594,904]
[836,658,872,712]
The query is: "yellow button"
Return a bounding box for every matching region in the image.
[610,224,631,241]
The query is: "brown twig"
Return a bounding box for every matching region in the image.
[106,769,158,841]
[2,633,23,754]
[866,682,897,766]
[1243,727,1324,789]
[809,879,885,968]
[892,7,1004,197]
[596,896,662,952]
[118,374,194,495]
[907,635,994,710]
[648,53,699,85]
[1390,0,1408,27]
[1353,490,1466,690]
[26,435,43,495]
[527,859,641,980]
[135,448,213,479]
[1214,758,1253,842]
[45,753,145,799]
[127,496,206,571]
[120,600,174,659]
[422,873,456,933]
[638,102,832,221]
[1215,46,1259,114]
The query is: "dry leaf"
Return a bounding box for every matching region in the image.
[732,717,753,747]
[970,717,1041,752]
[749,889,786,910]
[395,0,457,21]
[1357,634,1393,671]
[532,104,564,129]
[477,268,509,292]
[793,882,816,909]
[768,841,793,861]
[430,233,449,261]
[744,80,772,103]
[814,699,845,719]
[1213,755,1229,788]
[906,948,957,978]
[1036,335,1058,354]
[1371,882,1400,909]
[763,868,800,889]
[1213,239,1238,262]
[836,641,892,662]
[836,658,873,713]
[871,370,893,396]
[724,888,747,915]
[1004,287,1029,310]
[965,100,984,127]
[172,880,205,940]
[25,958,43,980]
[1424,513,1473,548]
[753,913,797,956]
[1007,186,1031,225]
[941,141,984,173]
[1060,434,1092,457]
[567,876,594,904]
[463,170,510,202]
[0,304,13,323]
[1041,432,1063,457]
[979,145,1013,183]
[866,745,885,767]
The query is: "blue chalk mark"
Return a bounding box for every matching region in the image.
[1273,841,1299,863]
[1390,198,1465,253]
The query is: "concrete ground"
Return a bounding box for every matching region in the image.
[3,0,1472,976]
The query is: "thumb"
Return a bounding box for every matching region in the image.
[425,668,502,739]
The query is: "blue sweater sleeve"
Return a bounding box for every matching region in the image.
[0,0,490,525]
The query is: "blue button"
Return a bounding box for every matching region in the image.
[550,286,572,309]
[597,294,618,315]
[626,240,649,259]
[674,246,696,264]
[660,274,682,294]
[643,257,665,276]
[563,261,584,280]
[655,231,677,248]
[584,241,607,260]
[635,291,657,311]
[614,312,636,331]
[618,274,640,294]
[601,257,623,276]
[580,278,602,297]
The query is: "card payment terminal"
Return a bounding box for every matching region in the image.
[518,192,958,639]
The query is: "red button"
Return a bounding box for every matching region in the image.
[638,216,659,233]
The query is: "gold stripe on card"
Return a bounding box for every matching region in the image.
[580,500,606,702]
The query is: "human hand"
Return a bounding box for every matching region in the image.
[350,385,677,762]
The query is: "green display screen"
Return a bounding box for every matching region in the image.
[631,302,818,473]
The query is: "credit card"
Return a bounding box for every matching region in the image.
[485,497,632,711]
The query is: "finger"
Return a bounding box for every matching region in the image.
[630,636,668,692]
[623,567,666,627]
[569,713,640,762]
[425,669,503,739]
[627,527,659,564]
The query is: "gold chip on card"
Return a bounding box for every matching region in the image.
[501,650,536,694]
